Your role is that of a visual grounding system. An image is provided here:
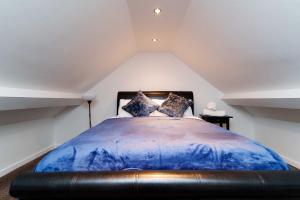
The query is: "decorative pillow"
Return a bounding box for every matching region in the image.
[158,93,193,117]
[150,99,194,117]
[122,91,159,117]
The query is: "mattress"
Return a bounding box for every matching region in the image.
[35,117,288,172]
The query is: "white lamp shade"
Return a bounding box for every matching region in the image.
[82,93,96,101]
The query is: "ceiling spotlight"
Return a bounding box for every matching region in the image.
[152,38,157,42]
[154,8,161,15]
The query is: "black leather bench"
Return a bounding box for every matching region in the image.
[10,170,300,199]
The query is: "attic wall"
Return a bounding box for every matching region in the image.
[0,117,54,177]
[54,105,89,146]
[255,117,300,168]
[247,108,300,168]
[54,53,255,144]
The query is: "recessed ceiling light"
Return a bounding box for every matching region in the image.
[154,8,161,15]
[152,38,157,42]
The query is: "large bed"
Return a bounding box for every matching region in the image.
[10,91,300,199]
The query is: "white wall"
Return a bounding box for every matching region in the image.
[54,53,255,144]
[0,117,54,177]
[246,107,300,168]
[54,106,88,145]
[254,118,300,168]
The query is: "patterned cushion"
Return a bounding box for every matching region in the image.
[122,91,159,117]
[158,93,193,117]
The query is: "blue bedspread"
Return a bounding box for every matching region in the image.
[35,117,288,172]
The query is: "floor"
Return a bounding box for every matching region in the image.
[0,158,298,200]
[0,156,42,200]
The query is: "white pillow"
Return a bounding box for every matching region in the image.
[183,106,194,117]
[149,99,167,117]
[150,110,168,117]
[151,99,165,105]
[117,99,133,117]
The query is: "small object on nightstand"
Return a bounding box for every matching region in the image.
[199,114,233,130]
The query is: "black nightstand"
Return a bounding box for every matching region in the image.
[199,114,233,130]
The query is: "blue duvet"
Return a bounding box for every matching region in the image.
[35,117,288,172]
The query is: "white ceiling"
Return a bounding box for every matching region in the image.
[0,0,299,95]
[127,0,190,51]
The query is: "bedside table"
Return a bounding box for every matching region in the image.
[199,114,233,130]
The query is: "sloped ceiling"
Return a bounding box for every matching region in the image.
[0,0,136,93]
[0,0,299,96]
[173,0,300,93]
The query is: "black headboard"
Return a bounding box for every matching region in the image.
[117,91,194,115]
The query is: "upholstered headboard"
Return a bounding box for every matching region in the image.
[117,91,194,115]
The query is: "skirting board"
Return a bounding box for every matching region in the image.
[0,145,54,177]
[281,154,300,169]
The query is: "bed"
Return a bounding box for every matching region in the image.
[10,91,300,199]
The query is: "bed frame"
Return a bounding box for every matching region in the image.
[10,91,300,199]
